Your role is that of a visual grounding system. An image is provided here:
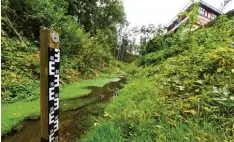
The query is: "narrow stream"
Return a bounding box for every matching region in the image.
[2,79,124,142]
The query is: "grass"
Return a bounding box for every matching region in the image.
[79,15,234,141]
[1,77,120,136]
[79,121,124,142]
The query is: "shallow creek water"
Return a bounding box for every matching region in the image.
[2,80,124,142]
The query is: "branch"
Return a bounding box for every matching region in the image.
[4,12,28,48]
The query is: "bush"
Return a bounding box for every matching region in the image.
[1,37,40,102]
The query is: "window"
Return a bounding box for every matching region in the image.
[198,7,217,20]
[198,7,205,16]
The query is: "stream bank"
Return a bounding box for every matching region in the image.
[2,79,125,142]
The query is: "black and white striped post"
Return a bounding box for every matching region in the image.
[40,29,60,142]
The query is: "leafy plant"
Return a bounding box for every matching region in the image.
[81,14,234,141]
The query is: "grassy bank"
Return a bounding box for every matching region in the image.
[1,77,120,136]
[80,15,234,141]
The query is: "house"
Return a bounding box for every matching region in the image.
[167,1,221,33]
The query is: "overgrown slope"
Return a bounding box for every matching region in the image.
[81,15,234,141]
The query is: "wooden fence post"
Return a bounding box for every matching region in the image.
[40,29,60,142]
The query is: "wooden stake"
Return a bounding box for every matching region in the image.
[40,29,60,142]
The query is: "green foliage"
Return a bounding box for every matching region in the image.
[144,35,168,53]
[139,45,186,66]
[1,37,40,102]
[226,9,234,17]
[83,15,234,141]
[79,121,124,142]
[2,0,68,38]
[177,1,199,33]
[54,16,116,75]
[1,34,121,102]
[67,0,125,35]
[143,2,200,55]
[1,0,126,102]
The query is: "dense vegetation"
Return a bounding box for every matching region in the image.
[80,12,234,141]
[1,0,125,103]
[2,0,234,141]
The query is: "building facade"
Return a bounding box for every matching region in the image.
[167,1,221,33]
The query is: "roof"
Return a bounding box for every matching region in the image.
[200,0,221,15]
[166,1,221,28]
[166,1,193,28]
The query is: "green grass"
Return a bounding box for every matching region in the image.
[1,77,120,136]
[80,15,234,141]
[79,121,124,142]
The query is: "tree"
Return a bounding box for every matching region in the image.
[219,0,233,13]
[2,0,68,39]
[67,0,126,56]
[139,24,166,54]
[67,0,125,35]
[116,21,130,61]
